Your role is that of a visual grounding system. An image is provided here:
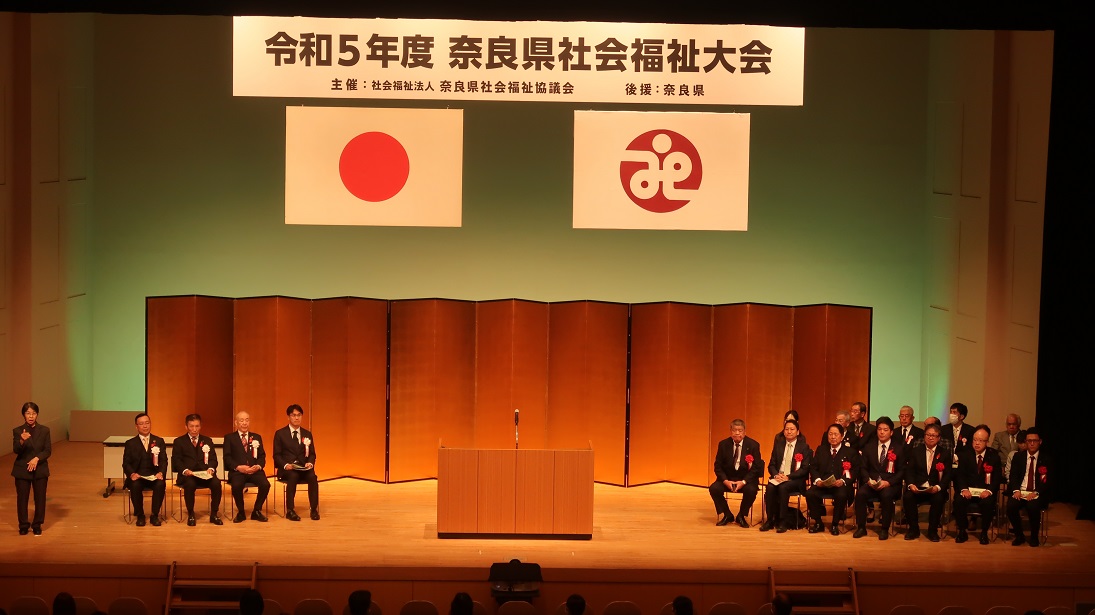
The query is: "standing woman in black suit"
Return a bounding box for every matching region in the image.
[12,401,51,535]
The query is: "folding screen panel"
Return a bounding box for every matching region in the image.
[475,300,549,449]
[389,299,475,481]
[233,297,312,442]
[711,303,794,480]
[310,298,388,480]
[546,301,628,485]
[629,302,714,486]
[146,295,233,436]
[791,304,873,437]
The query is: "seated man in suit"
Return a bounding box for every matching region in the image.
[224,411,270,523]
[853,416,906,540]
[1007,427,1051,547]
[902,423,952,542]
[895,406,925,447]
[846,402,875,452]
[941,402,976,463]
[760,419,812,533]
[171,413,223,526]
[992,413,1025,478]
[953,424,1004,544]
[273,404,320,521]
[121,412,168,526]
[709,418,763,527]
[806,423,861,535]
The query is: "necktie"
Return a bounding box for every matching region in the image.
[293,430,300,443]
[142,436,149,451]
[192,437,198,447]
[903,427,908,442]
[927,449,933,472]
[780,442,794,474]
[1026,455,1036,490]
[977,453,983,467]
[832,448,837,457]
[879,444,887,465]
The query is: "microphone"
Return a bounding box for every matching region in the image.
[515,409,520,426]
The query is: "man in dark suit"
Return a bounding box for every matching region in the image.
[953,424,1004,544]
[902,422,952,541]
[224,410,270,523]
[805,423,861,535]
[12,401,51,535]
[846,402,875,452]
[760,419,813,533]
[896,406,925,447]
[273,404,320,521]
[122,412,169,526]
[171,413,223,526]
[853,416,905,540]
[1007,426,1051,547]
[941,402,976,462]
[709,418,763,527]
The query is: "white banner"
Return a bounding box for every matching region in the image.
[235,16,803,106]
[573,111,749,231]
[285,106,463,227]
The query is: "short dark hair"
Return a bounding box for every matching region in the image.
[565,595,586,615]
[239,589,264,615]
[672,597,693,615]
[53,592,77,615]
[185,413,202,424]
[852,402,868,417]
[348,590,372,615]
[450,593,473,615]
[134,412,150,424]
[773,594,793,615]
[1025,426,1041,439]
[974,424,991,438]
[783,419,800,431]
[828,423,845,436]
[22,401,39,416]
[924,423,942,436]
[875,416,894,430]
[950,402,968,418]
[784,410,800,422]
[287,404,304,416]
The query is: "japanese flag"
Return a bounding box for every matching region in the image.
[573,111,749,231]
[285,106,463,226]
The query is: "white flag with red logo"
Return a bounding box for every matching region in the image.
[285,106,463,226]
[573,111,749,231]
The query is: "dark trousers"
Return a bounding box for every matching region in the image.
[15,477,48,530]
[129,477,166,518]
[855,483,901,530]
[805,484,854,523]
[178,475,222,515]
[708,480,758,518]
[954,493,997,533]
[763,479,806,527]
[1007,494,1049,539]
[282,469,320,512]
[902,489,948,533]
[228,473,270,513]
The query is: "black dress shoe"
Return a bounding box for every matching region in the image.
[830,525,840,536]
[32,526,42,535]
[150,515,162,527]
[979,534,990,545]
[955,530,968,543]
[210,515,224,525]
[1011,535,1026,546]
[776,524,789,533]
[187,515,196,527]
[251,510,268,522]
[310,509,320,521]
[285,510,301,521]
[904,531,919,541]
[136,516,146,527]
[927,531,940,543]
[1029,536,1040,547]
[19,528,29,535]
[808,521,824,534]
[878,529,889,540]
[759,521,774,532]
[736,515,749,528]
[234,512,246,523]
[716,515,732,527]
[853,527,867,538]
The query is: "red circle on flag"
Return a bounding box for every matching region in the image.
[339,132,410,202]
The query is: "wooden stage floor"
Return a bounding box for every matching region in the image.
[2,441,1094,575]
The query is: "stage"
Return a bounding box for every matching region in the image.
[2,441,1095,615]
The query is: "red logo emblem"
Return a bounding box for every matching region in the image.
[619,129,702,213]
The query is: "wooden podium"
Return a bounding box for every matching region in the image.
[437,447,593,539]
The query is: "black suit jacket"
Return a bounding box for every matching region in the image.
[895,425,925,447]
[1007,450,1053,499]
[941,422,976,454]
[847,421,876,452]
[811,443,861,486]
[273,425,317,479]
[11,423,51,480]
[171,434,219,484]
[904,444,953,492]
[122,434,169,485]
[713,436,763,484]
[223,431,267,478]
[955,447,1003,492]
[860,438,906,486]
[767,438,813,482]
